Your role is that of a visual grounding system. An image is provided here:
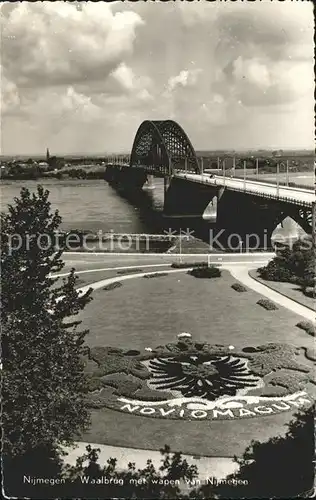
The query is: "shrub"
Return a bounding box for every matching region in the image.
[296,321,315,337]
[143,273,169,278]
[103,281,122,291]
[171,261,208,269]
[116,268,143,275]
[258,239,314,288]
[258,260,294,282]
[188,265,221,279]
[256,299,278,310]
[231,282,247,292]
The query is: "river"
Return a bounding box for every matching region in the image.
[0,178,167,233]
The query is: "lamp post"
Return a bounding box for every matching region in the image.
[223,159,226,185]
[276,162,280,196]
[201,157,204,175]
[286,160,289,186]
[256,158,259,180]
[232,157,236,178]
[243,160,246,189]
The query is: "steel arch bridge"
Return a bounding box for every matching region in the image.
[130,120,200,176]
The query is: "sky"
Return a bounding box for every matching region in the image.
[1,1,314,155]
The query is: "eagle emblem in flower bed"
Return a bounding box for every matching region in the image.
[84,336,314,421]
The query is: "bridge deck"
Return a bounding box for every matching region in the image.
[174,172,315,208]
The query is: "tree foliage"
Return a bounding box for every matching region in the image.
[192,406,315,499]
[2,186,93,494]
[62,444,197,499]
[258,238,314,290]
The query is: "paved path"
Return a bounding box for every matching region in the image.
[59,251,273,275]
[228,265,315,321]
[62,442,238,482]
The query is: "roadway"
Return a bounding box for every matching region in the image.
[61,251,274,274]
[174,172,315,207]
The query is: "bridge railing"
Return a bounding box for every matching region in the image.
[212,170,313,191]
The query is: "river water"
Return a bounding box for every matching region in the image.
[0,178,167,233]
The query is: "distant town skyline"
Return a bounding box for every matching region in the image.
[2,1,314,155]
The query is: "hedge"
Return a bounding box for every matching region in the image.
[231,283,247,292]
[188,265,221,279]
[116,268,143,275]
[103,281,123,291]
[296,321,315,337]
[171,261,208,269]
[256,299,278,310]
[143,273,169,278]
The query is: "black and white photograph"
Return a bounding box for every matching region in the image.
[1,0,315,498]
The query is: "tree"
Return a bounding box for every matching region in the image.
[258,237,314,285]
[1,186,93,496]
[258,244,294,282]
[288,237,314,282]
[192,407,315,499]
[297,259,315,296]
[62,444,198,499]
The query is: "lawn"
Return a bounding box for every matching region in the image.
[249,269,314,311]
[80,271,314,351]
[77,270,315,457]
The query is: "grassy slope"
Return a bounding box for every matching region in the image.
[249,269,314,311]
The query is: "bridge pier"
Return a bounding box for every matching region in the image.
[164,177,216,218]
[164,176,171,198]
[215,191,312,250]
[105,165,147,191]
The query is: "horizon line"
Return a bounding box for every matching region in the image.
[1,147,315,158]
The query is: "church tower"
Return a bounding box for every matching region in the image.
[46,148,50,162]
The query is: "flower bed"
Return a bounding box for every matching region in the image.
[143,273,169,278]
[256,299,278,311]
[84,337,314,422]
[116,268,143,275]
[231,283,247,292]
[171,261,208,269]
[188,265,221,279]
[296,321,315,337]
[103,282,123,291]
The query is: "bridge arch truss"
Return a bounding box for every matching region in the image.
[130,120,200,176]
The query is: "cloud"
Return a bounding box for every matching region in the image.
[1,69,21,115]
[110,63,152,98]
[1,2,143,88]
[1,0,314,154]
[167,69,202,92]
